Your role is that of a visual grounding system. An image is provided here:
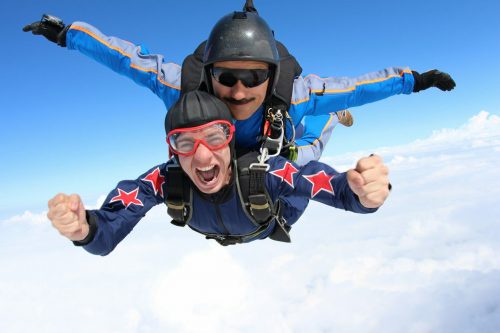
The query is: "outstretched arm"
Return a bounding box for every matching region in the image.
[23,14,181,109]
[269,154,390,213]
[47,164,166,256]
[290,67,455,118]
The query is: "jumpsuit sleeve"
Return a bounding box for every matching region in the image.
[285,67,415,165]
[66,22,181,110]
[267,156,377,214]
[78,164,167,256]
[294,113,336,166]
[289,67,415,118]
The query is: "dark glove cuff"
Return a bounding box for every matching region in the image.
[412,70,422,92]
[72,210,98,246]
[57,24,71,47]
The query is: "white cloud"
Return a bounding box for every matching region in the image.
[151,245,262,333]
[1,111,499,333]
[322,111,500,171]
[2,210,48,225]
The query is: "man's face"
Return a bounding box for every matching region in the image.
[211,61,270,120]
[175,125,232,194]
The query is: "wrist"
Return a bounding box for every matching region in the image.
[412,70,422,92]
[57,24,70,47]
[72,210,97,246]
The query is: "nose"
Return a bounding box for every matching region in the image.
[192,142,213,163]
[229,80,247,100]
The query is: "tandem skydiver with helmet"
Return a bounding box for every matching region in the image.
[23,0,456,166]
[47,90,391,253]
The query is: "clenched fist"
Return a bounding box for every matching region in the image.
[347,154,390,208]
[47,193,89,241]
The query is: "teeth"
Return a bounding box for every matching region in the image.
[196,165,215,172]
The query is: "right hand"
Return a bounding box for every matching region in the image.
[23,14,68,46]
[347,154,390,209]
[412,69,456,92]
[47,193,89,241]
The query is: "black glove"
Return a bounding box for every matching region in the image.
[412,69,456,92]
[23,14,69,47]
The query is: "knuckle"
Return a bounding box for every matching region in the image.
[371,154,383,164]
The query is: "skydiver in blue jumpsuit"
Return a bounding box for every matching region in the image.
[24,11,456,165]
[47,91,392,253]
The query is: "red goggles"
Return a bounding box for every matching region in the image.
[166,120,235,156]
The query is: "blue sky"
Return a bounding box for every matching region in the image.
[1,1,500,332]
[1,0,499,216]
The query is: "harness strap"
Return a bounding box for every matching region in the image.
[248,162,271,222]
[268,200,291,242]
[164,161,191,226]
[204,221,272,246]
[206,204,292,246]
[238,152,273,224]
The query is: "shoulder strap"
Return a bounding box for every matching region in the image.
[235,151,274,224]
[180,41,207,96]
[164,160,193,226]
[271,41,302,109]
[236,151,292,242]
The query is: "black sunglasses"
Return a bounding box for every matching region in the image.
[211,67,271,88]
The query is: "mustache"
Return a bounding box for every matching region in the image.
[223,97,256,105]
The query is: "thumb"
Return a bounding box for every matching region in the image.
[347,169,365,194]
[78,201,86,224]
[22,22,40,33]
[68,194,82,212]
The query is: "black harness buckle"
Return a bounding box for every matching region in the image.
[206,234,243,246]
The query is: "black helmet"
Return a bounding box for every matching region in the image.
[203,11,280,97]
[165,91,232,132]
[165,90,235,152]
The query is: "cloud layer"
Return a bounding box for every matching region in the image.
[1,111,499,333]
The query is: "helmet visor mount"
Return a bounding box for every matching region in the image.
[167,120,235,156]
[210,67,271,88]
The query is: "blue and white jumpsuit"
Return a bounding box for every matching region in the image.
[66,22,415,165]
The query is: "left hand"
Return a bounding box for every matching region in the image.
[347,154,390,208]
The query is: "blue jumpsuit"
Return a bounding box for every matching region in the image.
[65,22,415,165]
[79,154,376,255]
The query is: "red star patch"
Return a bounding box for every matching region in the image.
[141,167,165,197]
[110,187,144,208]
[303,171,335,198]
[270,161,299,187]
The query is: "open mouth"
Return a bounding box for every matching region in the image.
[195,164,220,185]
